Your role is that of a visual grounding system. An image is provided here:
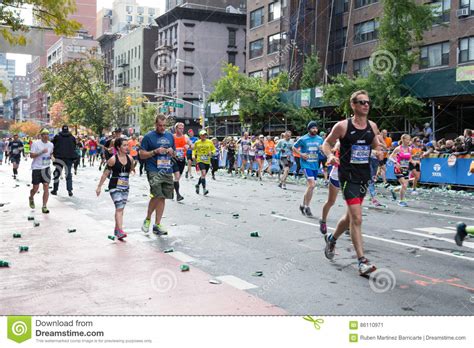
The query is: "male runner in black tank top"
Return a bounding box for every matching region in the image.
[321,90,382,276]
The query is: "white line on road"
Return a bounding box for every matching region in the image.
[405,208,474,221]
[168,251,196,263]
[272,214,474,262]
[395,229,474,249]
[414,227,456,235]
[215,275,258,290]
[443,226,456,230]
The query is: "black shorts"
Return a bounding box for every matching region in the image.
[395,167,409,179]
[172,158,186,174]
[379,158,388,166]
[10,155,21,164]
[186,152,193,161]
[340,180,368,205]
[280,157,292,168]
[32,168,51,185]
[408,162,420,172]
[265,155,272,161]
[196,162,210,172]
[318,158,327,168]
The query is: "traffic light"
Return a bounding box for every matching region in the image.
[199,115,203,126]
[126,95,132,106]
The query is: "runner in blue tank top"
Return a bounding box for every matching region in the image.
[293,121,324,217]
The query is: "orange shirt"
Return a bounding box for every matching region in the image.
[173,134,189,160]
[264,140,275,156]
[384,137,392,158]
[128,139,139,157]
[293,146,301,158]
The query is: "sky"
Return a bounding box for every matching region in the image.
[7,0,166,76]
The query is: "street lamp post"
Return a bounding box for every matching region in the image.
[176,58,207,128]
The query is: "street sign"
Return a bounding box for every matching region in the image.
[164,101,184,108]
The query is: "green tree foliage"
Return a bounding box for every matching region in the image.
[300,53,322,89]
[287,106,321,135]
[323,0,434,127]
[210,64,290,132]
[41,50,112,134]
[139,104,158,135]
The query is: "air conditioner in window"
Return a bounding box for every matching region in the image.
[457,8,470,18]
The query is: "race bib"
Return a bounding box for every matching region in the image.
[12,148,19,155]
[350,145,370,164]
[200,155,209,162]
[242,145,249,152]
[257,150,264,156]
[400,160,409,168]
[41,156,51,167]
[117,174,129,190]
[176,149,185,159]
[307,153,318,161]
[157,156,171,169]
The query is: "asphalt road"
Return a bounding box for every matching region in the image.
[2,160,474,315]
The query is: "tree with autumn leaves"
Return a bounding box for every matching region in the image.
[9,121,41,137]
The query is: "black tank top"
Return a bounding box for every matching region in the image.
[109,154,132,190]
[338,118,375,184]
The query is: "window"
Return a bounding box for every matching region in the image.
[126,5,133,13]
[137,16,144,24]
[459,37,474,63]
[249,39,264,59]
[334,0,349,14]
[354,20,379,44]
[355,0,378,8]
[149,8,155,16]
[137,7,144,14]
[460,0,474,15]
[269,2,281,22]
[268,32,284,54]
[353,58,370,77]
[267,66,280,80]
[228,52,237,65]
[420,42,450,69]
[430,0,450,23]
[228,28,237,46]
[138,66,140,79]
[148,17,154,24]
[250,7,264,28]
[126,15,132,22]
[331,27,347,49]
[249,70,264,78]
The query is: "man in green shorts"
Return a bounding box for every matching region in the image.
[139,114,175,236]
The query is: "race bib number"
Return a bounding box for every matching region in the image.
[200,155,209,162]
[242,145,249,152]
[117,174,129,190]
[400,160,409,168]
[257,150,264,156]
[350,145,370,164]
[12,148,19,155]
[157,156,171,169]
[41,156,51,167]
[176,149,185,159]
[307,153,318,161]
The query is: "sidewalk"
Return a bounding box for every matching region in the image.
[0,164,286,315]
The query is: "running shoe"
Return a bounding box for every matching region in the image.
[304,207,313,217]
[13,175,16,180]
[195,184,200,194]
[41,207,50,214]
[384,183,390,189]
[390,189,397,201]
[278,182,282,189]
[371,198,384,207]
[114,229,127,240]
[241,174,247,179]
[299,205,306,216]
[29,197,35,209]
[152,224,168,236]
[324,234,336,260]
[398,201,408,207]
[141,219,151,233]
[358,258,376,276]
[282,184,287,190]
[68,191,73,197]
[51,190,57,196]
[319,219,327,235]
[203,189,209,196]
[455,222,467,247]
[212,175,216,180]
[185,172,188,179]
[177,194,184,202]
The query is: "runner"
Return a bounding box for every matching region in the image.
[96,138,135,241]
[377,129,392,188]
[81,136,88,167]
[226,137,237,175]
[73,138,81,175]
[293,138,302,182]
[322,90,382,275]
[28,129,54,213]
[0,138,6,165]
[248,135,257,177]
[192,130,216,196]
[368,144,384,207]
[211,137,220,180]
[23,137,31,160]
[138,135,145,176]
[128,135,139,164]
[139,114,175,236]
[172,122,192,201]
[264,135,276,177]
[318,132,328,185]
[3,137,9,164]
[409,137,423,194]
[388,134,412,207]
[454,222,474,246]
[98,134,108,171]
[88,136,98,167]
[253,135,266,181]
[292,121,324,217]
[238,132,252,178]
[185,129,197,179]
[276,130,294,190]
[8,133,23,180]
[320,141,341,234]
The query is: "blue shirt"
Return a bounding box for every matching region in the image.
[140,130,175,174]
[276,139,294,158]
[294,134,324,170]
[187,136,198,155]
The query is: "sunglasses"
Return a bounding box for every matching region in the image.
[354,100,371,106]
